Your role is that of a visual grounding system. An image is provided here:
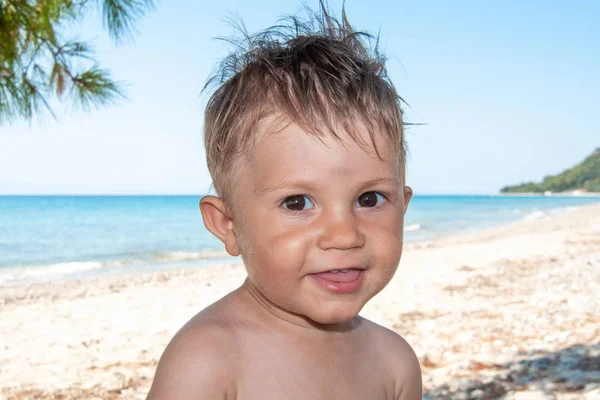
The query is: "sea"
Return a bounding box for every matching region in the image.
[0,195,598,286]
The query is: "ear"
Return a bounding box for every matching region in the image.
[402,186,413,215]
[199,196,240,257]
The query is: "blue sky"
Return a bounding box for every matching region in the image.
[1,0,598,194]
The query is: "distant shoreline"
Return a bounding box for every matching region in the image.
[498,191,600,197]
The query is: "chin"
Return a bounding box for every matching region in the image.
[309,301,365,326]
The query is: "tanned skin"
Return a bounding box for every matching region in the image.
[147,122,422,399]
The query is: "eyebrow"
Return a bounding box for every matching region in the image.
[257,177,401,195]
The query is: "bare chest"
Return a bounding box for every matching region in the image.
[233,338,394,400]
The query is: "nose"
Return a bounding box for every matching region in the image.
[316,209,365,250]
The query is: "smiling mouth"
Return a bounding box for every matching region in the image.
[314,268,364,282]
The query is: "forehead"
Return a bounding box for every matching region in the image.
[244,119,401,186]
[254,114,399,159]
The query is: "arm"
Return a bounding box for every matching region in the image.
[392,336,423,400]
[147,326,235,400]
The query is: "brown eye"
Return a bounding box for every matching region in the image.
[282,195,314,211]
[357,192,384,208]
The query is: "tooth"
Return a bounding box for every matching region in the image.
[340,269,350,273]
[330,270,340,273]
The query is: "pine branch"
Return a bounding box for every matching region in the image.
[69,66,125,111]
[100,0,155,44]
[0,0,153,124]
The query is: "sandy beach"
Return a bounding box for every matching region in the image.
[1,203,599,400]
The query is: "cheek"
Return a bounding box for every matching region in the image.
[273,225,315,252]
[239,218,315,270]
[366,211,404,262]
[369,208,404,238]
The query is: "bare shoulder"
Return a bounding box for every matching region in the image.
[361,319,423,400]
[147,307,239,400]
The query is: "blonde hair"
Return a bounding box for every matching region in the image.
[203,2,407,201]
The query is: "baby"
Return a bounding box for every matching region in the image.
[148,4,422,399]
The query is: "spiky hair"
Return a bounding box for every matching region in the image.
[203,1,407,201]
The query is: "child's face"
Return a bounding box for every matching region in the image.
[228,120,412,327]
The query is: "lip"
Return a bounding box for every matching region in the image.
[309,268,365,294]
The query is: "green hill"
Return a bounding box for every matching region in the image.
[501,148,600,194]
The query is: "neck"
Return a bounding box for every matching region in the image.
[238,278,362,336]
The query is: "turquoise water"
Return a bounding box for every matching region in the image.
[0,195,598,285]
